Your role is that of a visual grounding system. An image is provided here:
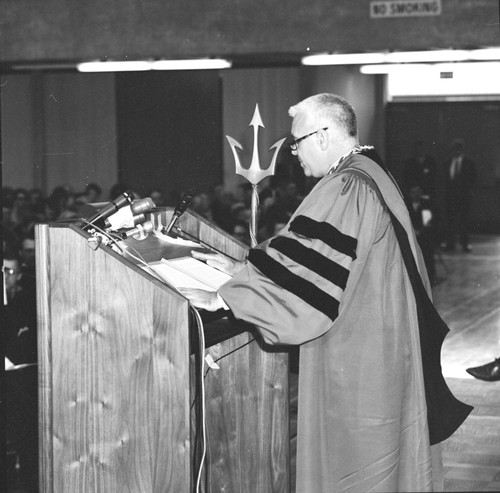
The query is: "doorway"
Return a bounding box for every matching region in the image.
[385,101,500,234]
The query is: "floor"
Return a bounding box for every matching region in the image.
[437,235,500,492]
[290,234,500,492]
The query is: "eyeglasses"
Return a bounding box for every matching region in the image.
[2,267,17,276]
[289,127,328,152]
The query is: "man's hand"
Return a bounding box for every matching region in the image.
[191,250,245,277]
[179,288,224,311]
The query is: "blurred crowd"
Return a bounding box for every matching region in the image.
[3,173,309,258]
[1,173,306,491]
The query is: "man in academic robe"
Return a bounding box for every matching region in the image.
[181,93,471,492]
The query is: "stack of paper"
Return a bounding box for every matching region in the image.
[148,256,231,292]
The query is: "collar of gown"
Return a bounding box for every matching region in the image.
[327,145,374,175]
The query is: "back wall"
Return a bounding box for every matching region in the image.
[2,1,498,63]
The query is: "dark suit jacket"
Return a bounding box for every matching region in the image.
[444,155,477,198]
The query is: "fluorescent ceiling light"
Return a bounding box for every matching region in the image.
[384,50,469,63]
[77,61,152,72]
[77,58,232,72]
[302,52,386,65]
[469,48,500,60]
[304,48,500,67]
[152,59,232,70]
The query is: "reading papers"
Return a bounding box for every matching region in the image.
[148,256,231,292]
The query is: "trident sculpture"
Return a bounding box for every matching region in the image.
[226,104,286,246]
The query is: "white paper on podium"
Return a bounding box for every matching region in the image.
[153,230,201,248]
[148,256,231,292]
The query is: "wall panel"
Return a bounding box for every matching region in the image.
[1,74,37,190]
[2,1,498,63]
[42,73,118,197]
[115,71,223,202]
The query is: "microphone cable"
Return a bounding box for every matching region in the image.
[79,217,127,255]
[190,305,207,493]
[203,338,256,379]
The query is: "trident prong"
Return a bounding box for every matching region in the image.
[226,103,287,246]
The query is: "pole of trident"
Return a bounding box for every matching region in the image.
[226,104,286,247]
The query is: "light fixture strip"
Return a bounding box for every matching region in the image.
[302,48,500,66]
[77,58,232,72]
[77,61,152,72]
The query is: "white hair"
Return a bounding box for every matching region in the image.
[288,93,358,138]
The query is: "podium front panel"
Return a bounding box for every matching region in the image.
[36,214,290,493]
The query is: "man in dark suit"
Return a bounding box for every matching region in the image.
[3,247,39,491]
[402,140,437,202]
[442,139,477,252]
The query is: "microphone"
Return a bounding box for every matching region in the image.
[131,213,147,226]
[131,197,156,215]
[164,187,196,235]
[85,191,135,228]
[106,197,156,230]
[121,220,154,240]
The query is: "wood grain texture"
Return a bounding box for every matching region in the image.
[35,224,54,493]
[37,225,191,492]
[202,331,290,492]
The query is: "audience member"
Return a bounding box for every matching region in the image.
[147,187,166,207]
[3,248,37,364]
[27,188,47,221]
[76,182,103,206]
[190,192,213,221]
[273,147,307,196]
[9,188,31,227]
[3,247,39,491]
[401,140,437,200]
[46,185,78,221]
[405,184,437,285]
[109,182,131,201]
[211,186,237,233]
[237,182,253,209]
[231,220,251,245]
[230,202,251,227]
[442,138,477,252]
[19,229,37,293]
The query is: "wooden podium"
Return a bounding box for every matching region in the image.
[36,208,289,492]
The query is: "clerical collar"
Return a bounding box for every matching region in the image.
[327,145,374,174]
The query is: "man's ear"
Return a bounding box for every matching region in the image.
[318,128,329,151]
